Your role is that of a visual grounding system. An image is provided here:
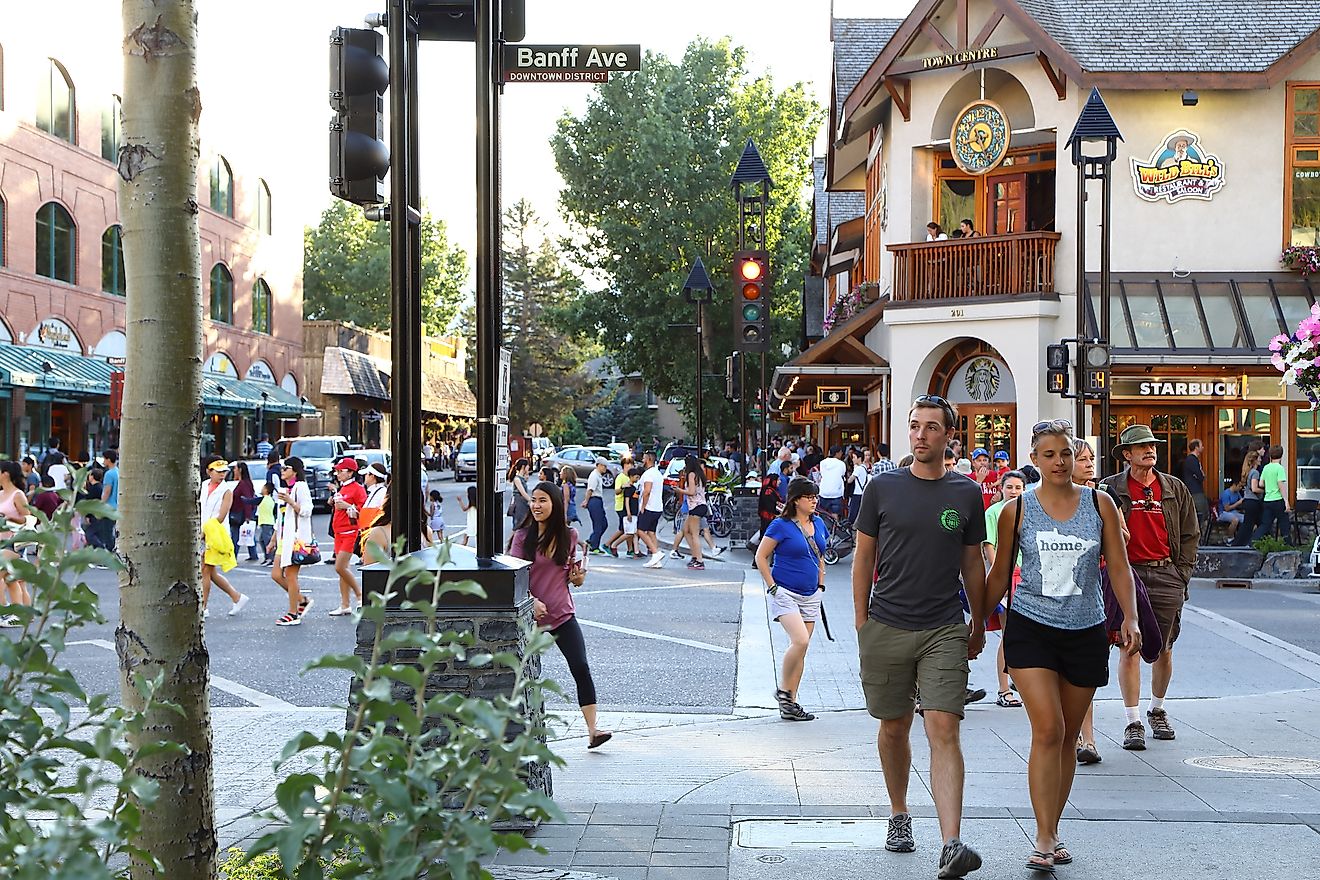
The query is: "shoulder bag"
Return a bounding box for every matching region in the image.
[291,537,321,566]
[795,517,835,641]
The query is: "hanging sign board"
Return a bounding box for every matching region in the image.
[1131,130,1225,203]
[495,424,509,492]
[817,386,851,408]
[502,44,641,83]
[497,347,511,421]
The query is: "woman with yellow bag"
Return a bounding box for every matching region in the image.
[200,460,249,620]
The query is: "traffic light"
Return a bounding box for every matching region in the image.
[413,0,527,42]
[1082,342,1111,396]
[734,249,770,353]
[725,352,741,401]
[329,27,390,205]
[1046,343,1070,395]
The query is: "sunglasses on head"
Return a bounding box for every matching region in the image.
[913,394,955,420]
[1031,418,1074,436]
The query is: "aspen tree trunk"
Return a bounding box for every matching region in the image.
[116,2,215,877]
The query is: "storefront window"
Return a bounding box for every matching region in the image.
[1288,85,1320,247]
[1296,410,1320,498]
[1123,283,1170,349]
[1221,408,1273,492]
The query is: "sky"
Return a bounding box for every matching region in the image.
[35,0,917,284]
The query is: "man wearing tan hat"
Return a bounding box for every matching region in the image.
[1099,424,1199,751]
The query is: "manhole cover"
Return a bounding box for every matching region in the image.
[735,819,885,849]
[1185,755,1320,775]
[756,855,787,864]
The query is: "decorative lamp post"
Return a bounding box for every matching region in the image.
[1065,87,1123,472]
[730,139,772,468]
[682,257,714,451]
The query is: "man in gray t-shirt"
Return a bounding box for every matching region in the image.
[850,396,987,878]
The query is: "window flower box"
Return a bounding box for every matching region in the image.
[1282,246,1320,276]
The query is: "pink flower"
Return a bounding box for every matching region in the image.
[1272,352,1286,370]
[1270,334,1289,352]
[1312,357,1320,367]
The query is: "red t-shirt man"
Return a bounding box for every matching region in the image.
[331,465,368,555]
[1126,472,1170,562]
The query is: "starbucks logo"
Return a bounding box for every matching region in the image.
[965,357,1001,401]
[940,508,962,532]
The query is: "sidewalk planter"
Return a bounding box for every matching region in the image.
[1258,550,1304,579]
[1193,547,1264,579]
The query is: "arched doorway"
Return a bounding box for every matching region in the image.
[929,339,1018,457]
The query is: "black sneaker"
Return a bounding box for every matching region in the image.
[885,812,915,853]
[1147,708,1176,740]
[964,687,987,705]
[778,700,815,721]
[1122,721,1146,751]
[937,837,982,878]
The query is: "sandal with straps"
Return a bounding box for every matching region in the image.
[996,690,1023,707]
[1027,850,1055,872]
[1053,842,1073,865]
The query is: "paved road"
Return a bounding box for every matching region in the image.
[38,470,746,713]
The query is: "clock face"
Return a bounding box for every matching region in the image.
[951,101,1010,174]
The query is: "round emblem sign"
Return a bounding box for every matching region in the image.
[951,100,1010,175]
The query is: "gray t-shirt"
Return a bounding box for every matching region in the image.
[855,468,987,630]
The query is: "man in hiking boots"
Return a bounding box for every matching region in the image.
[1100,425,1199,751]
[852,396,987,878]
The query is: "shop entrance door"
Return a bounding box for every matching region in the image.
[1219,408,1274,493]
[956,405,1016,462]
[1110,408,1205,480]
[990,174,1026,234]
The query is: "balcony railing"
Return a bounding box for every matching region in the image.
[888,231,1062,303]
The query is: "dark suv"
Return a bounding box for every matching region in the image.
[276,435,349,509]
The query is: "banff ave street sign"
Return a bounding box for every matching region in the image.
[502,44,641,82]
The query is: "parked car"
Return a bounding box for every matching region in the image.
[454,437,478,481]
[353,448,392,473]
[544,446,624,484]
[659,443,701,469]
[275,435,350,509]
[606,441,630,459]
[531,437,555,461]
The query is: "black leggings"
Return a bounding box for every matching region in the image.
[549,616,597,707]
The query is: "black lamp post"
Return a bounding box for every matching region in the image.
[682,257,714,451]
[1065,87,1123,472]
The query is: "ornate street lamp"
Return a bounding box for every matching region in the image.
[1066,87,1123,471]
[683,256,714,450]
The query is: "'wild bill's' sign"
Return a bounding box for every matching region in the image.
[502,44,641,83]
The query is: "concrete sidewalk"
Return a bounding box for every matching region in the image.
[213,552,1320,878]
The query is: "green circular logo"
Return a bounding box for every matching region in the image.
[940,508,961,532]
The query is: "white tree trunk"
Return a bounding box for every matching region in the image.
[117,2,215,877]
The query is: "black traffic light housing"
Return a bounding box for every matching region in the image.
[725,351,741,401]
[329,27,390,205]
[413,0,526,41]
[1046,343,1070,396]
[734,249,770,353]
[1082,341,1111,396]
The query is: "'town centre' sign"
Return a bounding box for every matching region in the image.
[502,44,641,83]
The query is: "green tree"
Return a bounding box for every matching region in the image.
[457,200,599,432]
[117,1,216,876]
[304,200,468,336]
[580,386,660,445]
[552,38,822,443]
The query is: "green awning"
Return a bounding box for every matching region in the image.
[0,344,315,416]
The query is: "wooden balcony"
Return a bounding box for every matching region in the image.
[888,231,1062,303]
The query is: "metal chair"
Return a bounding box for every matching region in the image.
[1292,498,1319,546]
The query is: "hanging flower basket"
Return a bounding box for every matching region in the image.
[1269,303,1320,409]
[823,287,863,335]
[1282,246,1320,276]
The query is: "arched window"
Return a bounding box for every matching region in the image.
[101,95,121,163]
[36,58,76,143]
[210,263,233,323]
[209,156,233,217]
[257,179,272,234]
[102,225,125,296]
[35,202,76,283]
[252,278,272,334]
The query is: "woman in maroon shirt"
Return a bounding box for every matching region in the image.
[510,481,612,750]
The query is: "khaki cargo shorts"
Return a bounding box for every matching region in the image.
[858,619,970,720]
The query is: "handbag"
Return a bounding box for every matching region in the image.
[623,516,637,535]
[290,538,322,566]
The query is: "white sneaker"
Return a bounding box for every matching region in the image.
[708,547,723,558]
[202,607,210,620]
[669,549,684,559]
[229,594,250,616]
[646,552,665,568]
[0,616,18,628]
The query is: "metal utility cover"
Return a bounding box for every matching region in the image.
[1185,755,1320,775]
[734,819,886,849]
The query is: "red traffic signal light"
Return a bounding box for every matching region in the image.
[733,249,769,353]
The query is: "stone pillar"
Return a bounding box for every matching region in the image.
[355,548,548,797]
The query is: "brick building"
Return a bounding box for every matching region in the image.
[0,24,310,461]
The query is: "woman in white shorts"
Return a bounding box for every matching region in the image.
[754,477,827,722]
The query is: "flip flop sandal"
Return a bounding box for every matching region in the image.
[1026,850,1055,872]
[588,731,613,749]
[1053,843,1073,865]
[996,690,1023,707]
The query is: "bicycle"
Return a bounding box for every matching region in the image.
[817,509,856,565]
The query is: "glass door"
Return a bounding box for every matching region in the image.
[990,174,1026,234]
[1220,407,1273,492]
[955,405,1016,462]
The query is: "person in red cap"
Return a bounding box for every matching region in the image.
[329,457,366,615]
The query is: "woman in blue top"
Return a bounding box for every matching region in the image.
[985,421,1141,872]
[754,476,827,722]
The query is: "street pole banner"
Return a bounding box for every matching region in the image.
[502,44,641,82]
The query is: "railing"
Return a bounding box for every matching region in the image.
[888,231,1062,303]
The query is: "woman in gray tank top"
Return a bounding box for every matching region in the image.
[983,421,1142,873]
